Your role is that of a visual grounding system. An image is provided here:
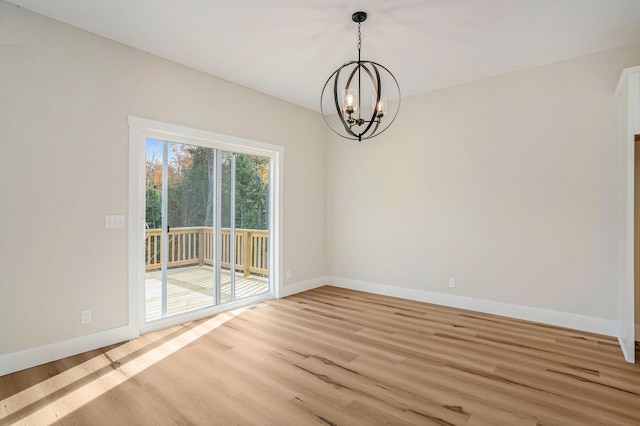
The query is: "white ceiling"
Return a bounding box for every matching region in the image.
[8,0,640,112]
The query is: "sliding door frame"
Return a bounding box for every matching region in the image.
[128,116,284,336]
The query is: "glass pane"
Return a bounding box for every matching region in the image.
[144,140,216,322]
[233,153,270,300]
[165,143,216,316]
[144,138,163,321]
[220,151,233,303]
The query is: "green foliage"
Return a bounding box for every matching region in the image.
[221,152,269,230]
[146,143,269,231]
[145,158,162,229]
[167,145,215,228]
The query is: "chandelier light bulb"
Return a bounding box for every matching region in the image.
[343,89,358,121]
[373,95,387,117]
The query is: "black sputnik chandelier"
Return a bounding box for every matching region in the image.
[321,11,400,142]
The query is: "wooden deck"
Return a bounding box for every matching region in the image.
[145,266,268,322]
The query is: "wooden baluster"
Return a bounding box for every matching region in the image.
[158,233,162,270]
[181,231,184,263]
[148,233,153,270]
[252,235,257,272]
[207,228,212,266]
[243,230,251,277]
[176,231,180,264]
[221,229,228,269]
[171,231,175,265]
[199,227,204,267]
[153,233,156,268]
[173,231,177,265]
[222,231,226,267]
[204,229,209,266]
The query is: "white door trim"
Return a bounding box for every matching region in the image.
[128,116,284,337]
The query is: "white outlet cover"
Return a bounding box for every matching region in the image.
[105,215,126,228]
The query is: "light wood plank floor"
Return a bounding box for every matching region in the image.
[145,266,268,321]
[1,286,639,425]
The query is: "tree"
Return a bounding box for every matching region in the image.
[221,152,269,230]
[169,145,214,227]
[145,152,162,229]
[146,144,269,231]
[234,154,269,229]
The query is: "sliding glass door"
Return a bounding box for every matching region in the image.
[221,152,270,303]
[144,140,270,323]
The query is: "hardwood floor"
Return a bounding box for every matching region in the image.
[1,286,639,425]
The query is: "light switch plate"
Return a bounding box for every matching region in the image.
[105,215,126,228]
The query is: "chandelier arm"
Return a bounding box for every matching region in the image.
[333,65,359,138]
[344,63,358,91]
[355,63,382,139]
[360,62,379,94]
[370,119,381,136]
[361,61,401,140]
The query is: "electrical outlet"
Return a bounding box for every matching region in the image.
[81,309,92,324]
[448,277,456,288]
[286,270,291,279]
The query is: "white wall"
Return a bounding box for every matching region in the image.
[326,43,640,325]
[0,2,325,357]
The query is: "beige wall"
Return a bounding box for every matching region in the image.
[2,0,639,361]
[326,43,640,322]
[0,2,325,355]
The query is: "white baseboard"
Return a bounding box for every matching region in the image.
[280,276,327,298]
[0,276,328,377]
[619,335,636,363]
[0,326,132,377]
[0,277,625,376]
[327,276,618,337]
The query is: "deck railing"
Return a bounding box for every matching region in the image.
[145,227,268,276]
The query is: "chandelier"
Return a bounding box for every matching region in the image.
[321,11,401,142]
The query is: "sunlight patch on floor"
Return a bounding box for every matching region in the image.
[0,308,245,425]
